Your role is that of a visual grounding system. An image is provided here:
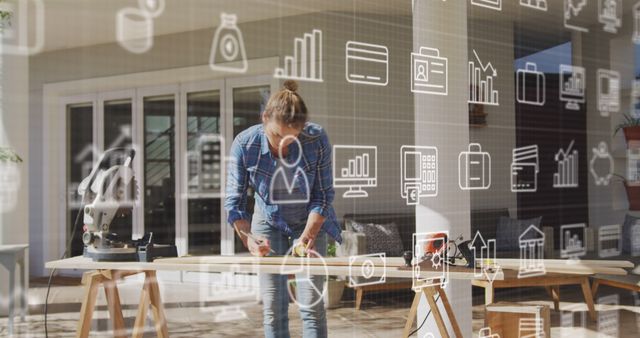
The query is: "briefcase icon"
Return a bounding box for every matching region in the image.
[459,143,491,190]
[516,62,545,106]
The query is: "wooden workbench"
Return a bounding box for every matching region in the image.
[46,255,485,338]
[46,255,629,338]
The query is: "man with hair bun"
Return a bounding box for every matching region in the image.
[225,79,341,338]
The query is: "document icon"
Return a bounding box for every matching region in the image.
[511,145,539,192]
[411,47,448,95]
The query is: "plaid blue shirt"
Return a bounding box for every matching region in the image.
[224,123,342,243]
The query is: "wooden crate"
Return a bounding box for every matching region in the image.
[484,302,550,338]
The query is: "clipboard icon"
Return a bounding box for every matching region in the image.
[411,47,448,95]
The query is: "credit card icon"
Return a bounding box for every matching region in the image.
[345,41,389,86]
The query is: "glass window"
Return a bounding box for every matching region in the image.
[66,102,93,257]
[143,95,176,245]
[103,99,134,244]
[186,90,223,255]
[232,85,270,253]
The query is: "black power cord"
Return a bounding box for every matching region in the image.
[44,207,83,337]
[408,293,441,337]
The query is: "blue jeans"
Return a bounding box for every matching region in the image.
[252,213,328,338]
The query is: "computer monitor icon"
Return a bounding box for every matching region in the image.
[560,223,586,260]
[597,69,620,117]
[333,145,377,198]
[599,0,622,34]
[559,65,585,111]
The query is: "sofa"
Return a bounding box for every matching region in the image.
[336,213,415,310]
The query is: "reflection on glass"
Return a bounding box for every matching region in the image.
[104,99,134,245]
[186,90,222,255]
[66,102,93,256]
[233,86,270,136]
[144,95,176,246]
[233,85,270,253]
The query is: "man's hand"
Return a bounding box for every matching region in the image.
[298,212,325,255]
[234,220,271,257]
[247,235,272,257]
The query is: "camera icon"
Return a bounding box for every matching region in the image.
[348,253,386,287]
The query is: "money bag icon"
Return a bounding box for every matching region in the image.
[209,13,248,73]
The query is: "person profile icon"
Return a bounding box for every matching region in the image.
[269,135,310,204]
[415,63,427,81]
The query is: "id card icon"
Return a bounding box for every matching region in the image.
[411,47,448,95]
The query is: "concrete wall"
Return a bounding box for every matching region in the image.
[0,51,29,316]
[413,0,472,335]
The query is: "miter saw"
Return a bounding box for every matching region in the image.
[78,147,177,262]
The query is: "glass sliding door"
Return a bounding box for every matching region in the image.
[66,102,94,257]
[103,98,134,244]
[185,90,223,255]
[229,83,271,254]
[143,94,176,246]
[232,85,270,136]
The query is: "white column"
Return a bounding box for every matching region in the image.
[413,0,471,336]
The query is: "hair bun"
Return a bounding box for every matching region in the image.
[283,80,298,92]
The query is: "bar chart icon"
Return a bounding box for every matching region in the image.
[468,50,499,106]
[333,145,377,198]
[553,140,579,188]
[274,29,323,82]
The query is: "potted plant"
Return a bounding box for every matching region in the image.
[0,147,22,213]
[323,242,345,309]
[613,173,640,211]
[0,1,13,34]
[614,114,640,145]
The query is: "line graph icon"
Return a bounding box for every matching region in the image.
[469,50,499,106]
[274,29,323,82]
[553,140,579,188]
[564,0,589,32]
